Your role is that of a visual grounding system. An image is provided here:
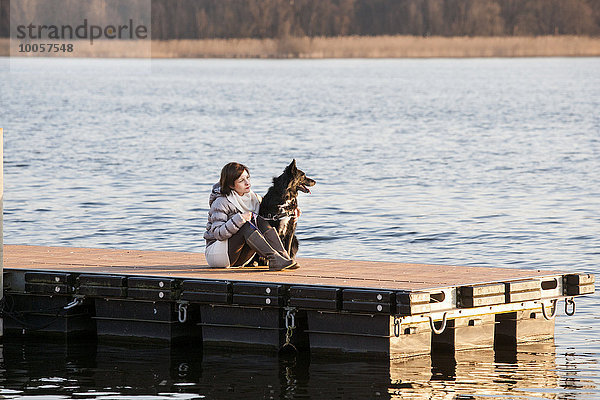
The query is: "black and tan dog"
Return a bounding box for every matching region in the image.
[259,160,316,259]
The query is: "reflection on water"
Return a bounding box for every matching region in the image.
[0,339,596,399]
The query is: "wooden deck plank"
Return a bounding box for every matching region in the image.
[3,245,559,291]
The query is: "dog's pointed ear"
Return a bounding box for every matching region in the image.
[288,159,297,173]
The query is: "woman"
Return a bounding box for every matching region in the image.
[204,162,298,270]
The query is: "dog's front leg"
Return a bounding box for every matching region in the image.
[284,219,298,258]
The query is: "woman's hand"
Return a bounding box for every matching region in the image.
[294,208,302,219]
[241,211,253,222]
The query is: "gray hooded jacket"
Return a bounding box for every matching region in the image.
[204,184,246,247]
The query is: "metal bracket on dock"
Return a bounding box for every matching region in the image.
[541,299,558,320]
[396,297,571,327]
[565,297,576,316]
[429,312,448,335]
[178,302,189,323]
[63,296,84,310]
[393,316,401,337]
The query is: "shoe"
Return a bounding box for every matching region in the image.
[244,230,297,271]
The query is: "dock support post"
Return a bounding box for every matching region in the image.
[495,309,555,345]
[1,128,3,338]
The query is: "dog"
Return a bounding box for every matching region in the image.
[259,159,316,259]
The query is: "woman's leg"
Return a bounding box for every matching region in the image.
[205,239,231,268]
[232,245,255,267]
[227,225,256,267]
[255,215,274,233]
[254,215,293,259]
[230,221,297,271]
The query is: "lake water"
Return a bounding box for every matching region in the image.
[1,57,599,399]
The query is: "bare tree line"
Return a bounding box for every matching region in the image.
[2,0,599,39]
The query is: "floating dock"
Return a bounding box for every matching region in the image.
[1,245,595,358]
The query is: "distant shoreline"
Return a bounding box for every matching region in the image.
[2,35,600,58]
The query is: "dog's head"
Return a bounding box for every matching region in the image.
[284,159,316,194]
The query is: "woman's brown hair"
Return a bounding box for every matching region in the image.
[219,162,249,196]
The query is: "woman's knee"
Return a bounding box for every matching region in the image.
[237,221,257,237]
[255,215,274,232]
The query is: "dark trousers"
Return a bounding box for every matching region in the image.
[227,215,273,267]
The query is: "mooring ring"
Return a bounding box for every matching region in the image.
[541,299,558,320]
[178,303,188,323]
[429,312,448,335]
[393,316,400,337]
[565,297,576,316]
[285,309,296,330]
